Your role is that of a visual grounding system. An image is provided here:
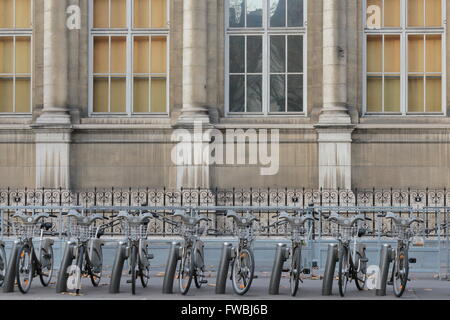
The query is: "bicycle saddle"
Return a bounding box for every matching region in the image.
[226,210,259,227]
[326,212,366,227]
[66,210,105,226]
[384,212,424,227]
[173,210,210,227]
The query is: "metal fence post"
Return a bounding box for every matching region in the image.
[162,241,181,294]
[269,243,288,295]
[215,242,233,294]
[321,243,338,296]
[109,242,127,294]
[376,244,392,296]
[56,241,76,293]
[3,240,20,293]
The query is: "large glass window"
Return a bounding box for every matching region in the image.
[0,0,32,114]
[365,0,445,114]
[91,0,168,115]
[226,0,306,115]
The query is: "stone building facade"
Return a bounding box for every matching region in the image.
[0,0,448,190]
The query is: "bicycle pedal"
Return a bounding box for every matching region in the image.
[303,268,311,275]
[148,254,154,259]
[199,280,208,284]
[253,275,258,279]
[360,258,369,263]
[282,268,290,272]
[126,280,132,284]
[387,281,393,285]
[408,258,417,264]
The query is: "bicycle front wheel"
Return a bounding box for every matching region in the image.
[89,246,103,287]
[338,246,349,297]
[231,248,255,296]
[179,247,193,295]
[392,249,409,297]
[355,251,367,291]
[290,246,301,297]
[194,247,205,289]
[39,245,54,287]
[16,244,33,294]
[0,245,6,287]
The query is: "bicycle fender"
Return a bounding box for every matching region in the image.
[41,238,54,249]
[88,239,104,262]
[139,240,151,267]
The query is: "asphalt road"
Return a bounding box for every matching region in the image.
[0,272,449,300]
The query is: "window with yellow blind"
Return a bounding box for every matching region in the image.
[91,0,169,115]
[0,0,32,114]
[364,0,445,115]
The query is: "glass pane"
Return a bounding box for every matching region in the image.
[384,0,401,27]
[94,0,109,28]
[288,35,302,72]
[408,0,424,27]
[110,37,126,73]
[408,76,424,112]
[408,35,424,73]
[270,36,285,73]
[287,75,303,112]
[134,0,150,28]
[367,76,382,112]
[110,77,126,112]
[288,0,303,27]
[151,78,166,112]
[151,36,166,74]
[94,37,109,73]
[0,37,13,74]
[133,77,149,113]
[93,77,109,112]
[0,0,14,28]
[134,37,149,73]
[270,74,285,112]
[15,0,31,28]
[229,0,245,27]
[229,36,245,73]
[247,36,262,73]
[425,76,441,112]
[247,75,262,112]
[270,0,286,27]
[384,35,400,73]
[15,37,30,74]
[229,75,245,112]
[15,78,30,112]
[367,35,382,72]
[111,0,127,28]
[384,76,400,112]
[152,0,167,28]
[0,78,13,112]
[426,0,441,27]
[426,34,441,73]
[247,0,263,27]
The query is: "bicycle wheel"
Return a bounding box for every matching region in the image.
[194,248,205,289]
[392,248,409,297]
[179,247,193,295]
[16,244,33,294]
[39,245,54,287]
[0,245,6,287]
[139,248,150,288]
[354,251,367,291]
[89,246,103,287]
[338,246,350,297]
[290,246,301,297]
[130,246,138,295]
[231,248,255,295]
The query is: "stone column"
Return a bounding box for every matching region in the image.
[316,0,354,190]
[176,0,210,127]
[33,0,72,188]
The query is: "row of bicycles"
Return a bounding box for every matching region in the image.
[0,207,442,297]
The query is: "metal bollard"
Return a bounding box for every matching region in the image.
[109,242,127,294]
[376,244,392,296]
[269,243,288,295]
[215,242,233,294]
[162,241,181,294]
[321,243,338,296]
[3,240,20,293]
[56,241,76,293]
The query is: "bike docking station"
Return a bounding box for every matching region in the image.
[375,244,393,296]
[3,240,21,293]
[321,243,338,296]
[215,242,234,294]
[162,241,182,294]
[268,243,289,295]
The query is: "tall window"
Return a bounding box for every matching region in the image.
[90,0,169,115]
[0,0,32,114]
[226,0,306,115]
[364,0,445,115]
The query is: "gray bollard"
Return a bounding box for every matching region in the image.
[269,243,288,295]
[162,241,181,294]
[109,242,127,294]
[322,243,338,296]
[215,242,233,294]
[3,241,20,293]
[56,241,76,293]
[376,244,392,296]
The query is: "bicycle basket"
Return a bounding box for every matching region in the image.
[393,225,413,240]
[236,226,255,241]
[13,223,39,239]
[121,221,148,240]
[68,224,98,241]
[332,226,357,241]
